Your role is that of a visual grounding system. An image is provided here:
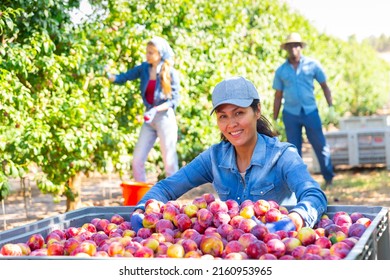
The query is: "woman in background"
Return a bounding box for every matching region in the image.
[106,36,180,183]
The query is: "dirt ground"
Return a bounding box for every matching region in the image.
[1,143,389,232]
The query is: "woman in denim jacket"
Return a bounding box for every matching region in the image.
[106,36,180,183]
[131,76,327,233]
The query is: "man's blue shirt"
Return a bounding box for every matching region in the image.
[272,55,326,115]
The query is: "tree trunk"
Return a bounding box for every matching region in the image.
[66,172,82,212]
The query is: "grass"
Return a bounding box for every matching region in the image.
[316,166,390,207]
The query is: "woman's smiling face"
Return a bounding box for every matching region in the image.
[215,103,260,148]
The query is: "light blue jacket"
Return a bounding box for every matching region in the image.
[114,62,180,111]
[136,133,327,227]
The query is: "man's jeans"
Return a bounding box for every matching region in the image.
[132,108,178,182]
[282,109,334,182]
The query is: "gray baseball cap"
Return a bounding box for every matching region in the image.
[210,76,260,115]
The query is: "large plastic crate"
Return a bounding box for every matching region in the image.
[0,207,134,248]
[357,129,390,166]
[0,205,388,260]
[325,205,389,260]
[326,131,352,166]
[310,131,352,173]
[311,129,390,171]
[339,115,390,130]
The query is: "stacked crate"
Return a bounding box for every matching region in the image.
[311,115,390,172]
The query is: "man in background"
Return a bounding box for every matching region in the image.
[272,32,335,188]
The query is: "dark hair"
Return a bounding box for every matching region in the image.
[220,99,277,141]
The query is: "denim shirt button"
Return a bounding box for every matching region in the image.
[260,191,264,195]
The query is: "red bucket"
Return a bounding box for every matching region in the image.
[120,181,153,206]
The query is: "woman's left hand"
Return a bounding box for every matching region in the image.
[251,215,297,233]
[265,217,296,233]
[130,209,145,232]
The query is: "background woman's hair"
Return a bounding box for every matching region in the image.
[220,99,277,141]
[148,41,172,98]
[160,60,172,98]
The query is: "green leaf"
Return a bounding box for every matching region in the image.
[5,17,14,31]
